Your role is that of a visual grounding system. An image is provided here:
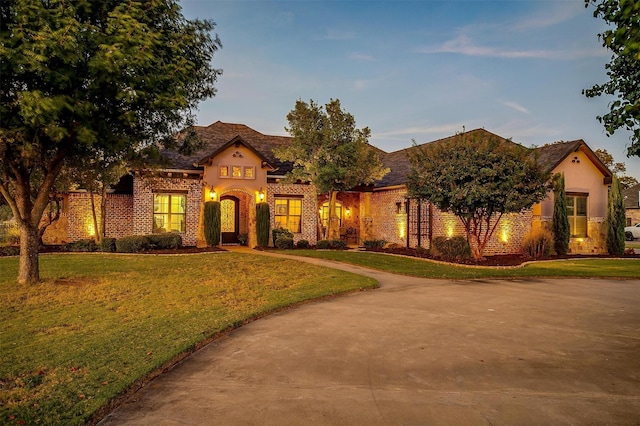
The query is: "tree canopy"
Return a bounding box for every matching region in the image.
[275,98,388,239]
[0,0,222,283]
[584,0,640,157]
[593,148,639,188]
[407,131,551,259]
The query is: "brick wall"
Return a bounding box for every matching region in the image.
[133,175,202,246]
[370,188,409,245]
[267,182,318,245]
[105,194,133,239]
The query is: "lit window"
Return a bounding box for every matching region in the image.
[244,166,255,179]
[275,198,302,233]
[219,166,229,177]
[320,202,342,228]
[232,166,242,177]
[153,194,186,233]
[567,194,587,238]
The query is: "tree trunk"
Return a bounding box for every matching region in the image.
[18,224,40,285]
[326,191,340,240]
[89,191,102,244]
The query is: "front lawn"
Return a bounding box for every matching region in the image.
[286,250,640,279]
[0,252,377,425]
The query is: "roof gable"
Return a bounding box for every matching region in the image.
[197,135,275,169]
[536,140,613,184]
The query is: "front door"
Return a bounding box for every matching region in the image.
[220,196,240,244]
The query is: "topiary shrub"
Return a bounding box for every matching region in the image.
[63,239,98,252]
[116,235,150,253]
[316,239,331,249]
[431,236,471,260]
[275,236,294,249]
[521,229,553,259]
[147,233,182,249]
[272,227,293,247]
[99,238,117,252]
[256,202,270,247]
[295,239,310,249]
[363,239,386,249]
[203,201,221,247]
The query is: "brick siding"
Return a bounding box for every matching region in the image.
[267,182,318,245]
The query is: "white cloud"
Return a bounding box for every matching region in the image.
[503,101,530,114]
[513,3,583,31]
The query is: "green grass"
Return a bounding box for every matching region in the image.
[286,250,640,279]
[0,252,377,425]
[627,240,640,249]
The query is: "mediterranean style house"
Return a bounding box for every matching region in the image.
[42,121,614,254]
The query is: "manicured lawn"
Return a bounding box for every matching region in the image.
[627,240,640,249]
[0,252,377,425]
[286,250,640,279]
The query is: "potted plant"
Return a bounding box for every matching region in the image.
[237,233,248,246]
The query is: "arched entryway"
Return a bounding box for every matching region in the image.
[220,195,240,244]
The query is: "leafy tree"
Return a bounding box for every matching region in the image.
[594,148,639,189]
[552,173,570,255]
[407,131,550,259]
[606,175,626,254]
[583,0,640,157]
[0,0,222,284]
[276,99,388,240]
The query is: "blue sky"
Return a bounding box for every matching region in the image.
[180,0,640,180]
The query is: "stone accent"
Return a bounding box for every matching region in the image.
[532,216,608,254]
[133,175,202,246]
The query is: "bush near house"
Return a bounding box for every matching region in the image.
[63,239,98,252]
[146,233,183,250]
[275,236,294,249]
[521,229,553,259]
[295,239,310,249]
[363,239,386,249]
[272,228,293,247]
[431,236,471,260]
[99,238,117,253]
[116,236,151,253]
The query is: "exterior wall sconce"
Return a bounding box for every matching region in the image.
[209,189,217,201]
[345,207,351,216]
[258,188,265,202]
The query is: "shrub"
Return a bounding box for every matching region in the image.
[552,173,570,255]
[147,233,182,249]
[203,201,221,247]
[99,238,117,252]
[275,236,294,249]
[63,239,98,252]
[431,236,471,260]
[316,239,331,249]
[606,175,626,255]
[256,202,270,247]
[272,227,293,247]
[0,246,19,256]
[116,235,150,253]
[330,239,347,249]
[295,239,310,249]
[415,245,429,256]
[363,239,386,249]
[521,229,553,259]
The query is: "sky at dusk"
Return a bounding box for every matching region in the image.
[180,0,640,180]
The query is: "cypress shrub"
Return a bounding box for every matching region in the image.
[552,173,570,255]
[203,201,221,247]
[256,202,270,247]
[606,175,626,255]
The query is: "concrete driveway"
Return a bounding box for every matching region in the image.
[100,254,640,425]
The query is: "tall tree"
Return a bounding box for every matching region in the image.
[552,173,570,255]
[0,0,222,283]
[407,131,550,260]
[594,148,639,189]
[606,175,626,255]
[583,0,640,157]
[276,99,388,240]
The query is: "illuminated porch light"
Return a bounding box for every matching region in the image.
[258,188,265,202]
[209,189,217,201]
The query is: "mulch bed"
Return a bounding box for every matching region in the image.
[366,246,640,267]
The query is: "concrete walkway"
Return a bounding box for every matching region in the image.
[99,249,640,425]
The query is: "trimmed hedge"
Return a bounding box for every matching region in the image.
[316,239,347,249]
[100,238,117,252]
[363,239,386,249]
[275,236,294,249]
[295,239,310,249]
[272,228,293,247]
[147,233,182,249]
[63,239,98,252]
[116,236,150,253]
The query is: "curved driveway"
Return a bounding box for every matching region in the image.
[100,251,640,425]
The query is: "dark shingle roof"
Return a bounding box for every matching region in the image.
[161,121,292,173]
[623,183,640,209]
[376,128,519,187]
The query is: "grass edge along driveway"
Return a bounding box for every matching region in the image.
[0,252,377,425]
[284,250,640,280]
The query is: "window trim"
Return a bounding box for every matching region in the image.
[566,192,588,238]
[274,197,303,233]
[152,192,187,234]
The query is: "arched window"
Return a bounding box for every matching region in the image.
[320,201,342,228]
